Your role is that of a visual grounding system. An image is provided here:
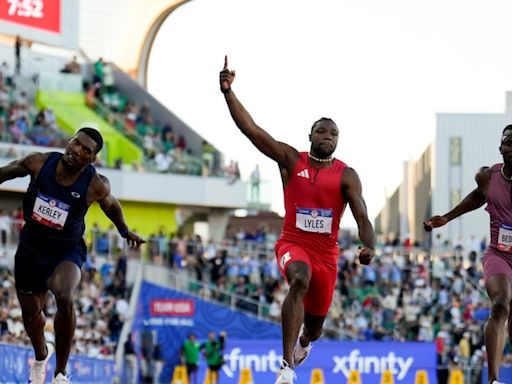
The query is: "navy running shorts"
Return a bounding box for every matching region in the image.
[14,240,86,294]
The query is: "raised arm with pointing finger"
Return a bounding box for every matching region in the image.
[220,55,298,171]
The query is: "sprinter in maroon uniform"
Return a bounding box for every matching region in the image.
[425,125,512,384]
[220,56,375,384]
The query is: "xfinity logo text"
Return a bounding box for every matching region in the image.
[222,348,282,378]
[333,349,414,380]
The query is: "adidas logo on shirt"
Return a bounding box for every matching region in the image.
[297,169,310,179]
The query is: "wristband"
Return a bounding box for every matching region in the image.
[119,229,129,237]
[221,87,231,94]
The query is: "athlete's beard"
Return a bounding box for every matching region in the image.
[311,145,335,159]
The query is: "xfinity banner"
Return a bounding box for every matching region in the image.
[218,340,437,384]
[0,343,115,383]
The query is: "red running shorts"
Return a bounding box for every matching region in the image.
[274,240,338,317]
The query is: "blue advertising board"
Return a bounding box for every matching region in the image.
[481,366,512,383]
[133,281,282,382]
[212,340,437,384]
[0,343,115,383]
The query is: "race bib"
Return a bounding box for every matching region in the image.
[498,223,512,252]
[295,207,332,234]
[31,192,70,230]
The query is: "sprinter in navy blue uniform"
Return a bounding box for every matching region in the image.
[0,127,145,384]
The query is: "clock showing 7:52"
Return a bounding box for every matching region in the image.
[7,0,44,18]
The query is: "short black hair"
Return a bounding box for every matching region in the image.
[311,117,337,132]
[503,125,512,134]
[78,127,103,153]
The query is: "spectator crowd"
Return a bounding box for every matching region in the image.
[0,54,244,182]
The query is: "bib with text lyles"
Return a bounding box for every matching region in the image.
[31,192,70,230]
[295,207,333,234]
[498,223,512,252]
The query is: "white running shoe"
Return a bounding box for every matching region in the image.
[29,343,54,384]
[275,366,296,384]
[52,373,72,384]
[293,325,312,367]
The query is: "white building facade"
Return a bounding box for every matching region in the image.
[432,110,512,248]
[377,92,512,248]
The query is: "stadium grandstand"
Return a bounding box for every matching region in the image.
[0,1,507,384]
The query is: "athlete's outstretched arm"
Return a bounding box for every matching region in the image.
[342,167,375,265]
[92,174,145,248]
[220,56,297,167]
[0,153,44,183]
[424,167,489,231]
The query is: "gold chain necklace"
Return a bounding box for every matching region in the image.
[501,164,512,181]
[308,152,332,163]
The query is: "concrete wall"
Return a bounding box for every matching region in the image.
[0,144,247,209]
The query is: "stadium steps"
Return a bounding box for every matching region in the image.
[35,89,143,167]
[107,64,212,159]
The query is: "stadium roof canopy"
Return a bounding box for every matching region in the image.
[80,0,191,86]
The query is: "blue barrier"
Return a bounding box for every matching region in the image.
[481,366,512,383]
[133,281,282,382]
[0,343,116,383]
[204,340,438,384]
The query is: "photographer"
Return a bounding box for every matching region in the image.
[200,331,226,384]
[181,333,200,384]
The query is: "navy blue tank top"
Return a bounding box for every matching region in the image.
[20,152,96,253]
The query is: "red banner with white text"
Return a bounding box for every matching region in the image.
[0,0,60,33]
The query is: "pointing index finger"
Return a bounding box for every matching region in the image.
[223,55,228,71]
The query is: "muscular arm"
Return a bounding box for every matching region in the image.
[223,91,297,166]
[342,167,375,262]
[424,167,489,230]
[89,174,144,247]
[0,152,46,184]
[442,188,486,222]
[220,56,297,168]
[91,175,129,233]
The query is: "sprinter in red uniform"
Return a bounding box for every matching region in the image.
[220,56,375,384]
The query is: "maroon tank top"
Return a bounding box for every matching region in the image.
[486,163,512,254]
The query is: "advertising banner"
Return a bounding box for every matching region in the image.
[214,340,437,384]
[0,343,115,383]
[133,281,282,382]
[481,366,512,384]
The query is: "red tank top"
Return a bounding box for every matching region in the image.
[280,152,347,250]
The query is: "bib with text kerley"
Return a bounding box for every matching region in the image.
[31,192,70,230]
[498,223,512,252]
[295,207,333,234]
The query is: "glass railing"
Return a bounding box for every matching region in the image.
[88,97,211,176]
[90,97,144,148]
[163,267,272,320]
